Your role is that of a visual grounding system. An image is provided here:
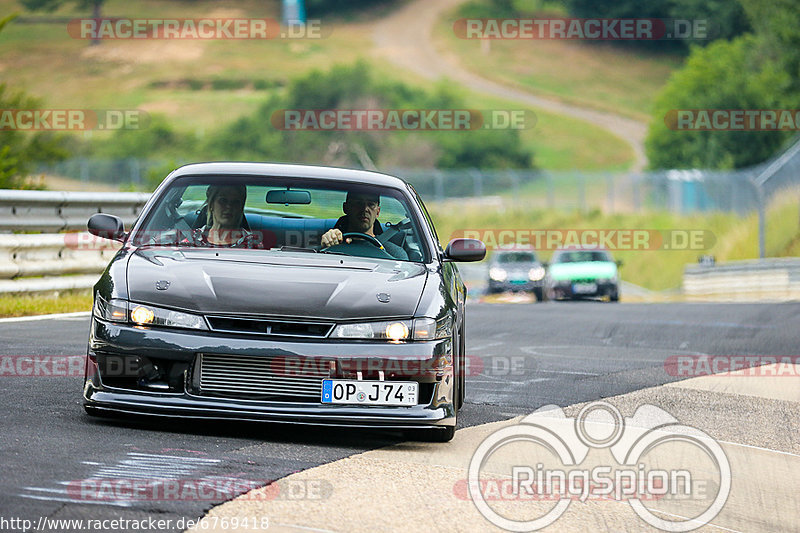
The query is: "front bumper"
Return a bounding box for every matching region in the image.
[84,318,457,429]
[488,278,543,293]
[549,280,618,299]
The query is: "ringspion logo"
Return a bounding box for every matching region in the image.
[468,402,730,531]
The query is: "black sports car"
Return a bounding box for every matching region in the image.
[83,163,485,441]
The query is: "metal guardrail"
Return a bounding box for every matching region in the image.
[683,258,800,301]
[0,190,148,293]
[0,190,150,233]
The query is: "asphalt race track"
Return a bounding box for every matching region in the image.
[1,302,798,532]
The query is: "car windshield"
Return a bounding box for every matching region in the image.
[496,252,536,264]
[131,176,428,263]
[554,250,612,263]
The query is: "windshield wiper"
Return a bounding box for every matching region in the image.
[278,246,318,253]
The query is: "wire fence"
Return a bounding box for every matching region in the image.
[31,135,800,218]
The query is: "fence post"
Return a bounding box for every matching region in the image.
[470,169,483,197]
[508,169,520,197]
[757,186,766,259]
[80,157,89,182]
[434,171,444,202]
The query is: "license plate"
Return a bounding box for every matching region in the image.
[573,282,597,294]
[321,380,418,406]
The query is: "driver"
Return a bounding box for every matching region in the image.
[320,191,408,260]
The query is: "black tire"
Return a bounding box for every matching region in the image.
[610,289,620,302]
[533,288,544,302]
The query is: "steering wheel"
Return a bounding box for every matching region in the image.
[341,232,384,249]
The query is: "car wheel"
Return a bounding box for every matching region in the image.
[534,288,544,302]
[610,289,620,302]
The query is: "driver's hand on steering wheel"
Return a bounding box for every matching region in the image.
[320,228,352,247]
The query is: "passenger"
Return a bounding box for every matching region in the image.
[320,191,408,259]
[187,184,261,248]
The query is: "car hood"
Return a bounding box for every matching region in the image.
[548,261,617,281]
[126,248,428,320]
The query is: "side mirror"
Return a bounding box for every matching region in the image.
[541,261,549,268]
[443,238,486,262]
[88,213,126,242]
[616,259,624,267]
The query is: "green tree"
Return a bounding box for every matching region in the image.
[738,0,800,98]
[0,14,70,188]
[21,0,104,17]
[21,0,105,44]
[0,85,72,188]
[563,0,749,51]
[645,36,790,169]
[203,62,534,170]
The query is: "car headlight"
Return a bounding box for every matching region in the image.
[331,317,452,341]
[528,266,546,281]
[93,297,208,330]
[489,267,507,281]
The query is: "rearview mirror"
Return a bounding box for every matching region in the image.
[266,189,312,205]
[443,238,486,262]
[88,213,125,242]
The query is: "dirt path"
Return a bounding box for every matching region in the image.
[372,0,649,171]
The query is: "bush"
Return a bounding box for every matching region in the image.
[204,62,535,170]
[0,84,70,188]
[92,115,197,160]
[645,36,791,169]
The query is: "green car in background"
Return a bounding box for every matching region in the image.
[545,249,622,302]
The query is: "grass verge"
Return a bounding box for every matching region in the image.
[0,290,93,318]
[429,192,800,291]
[433,2,682,121]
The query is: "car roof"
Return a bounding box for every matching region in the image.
[168,162,410,189]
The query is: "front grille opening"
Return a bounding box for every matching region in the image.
[196,353,433,404]
[197,353,329,402]
[205,317,333,338]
